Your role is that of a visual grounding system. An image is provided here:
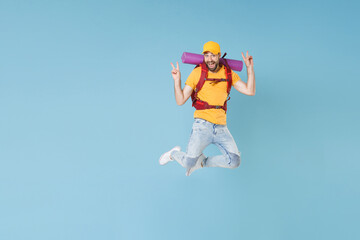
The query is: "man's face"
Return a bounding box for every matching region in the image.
[204,52,220,72]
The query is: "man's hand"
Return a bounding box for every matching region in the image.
[171,62,181,82]
[241,51,254,69]
[170,61,193,105]
[234,51,255,96]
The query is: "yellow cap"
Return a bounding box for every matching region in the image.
[202,41,221,55]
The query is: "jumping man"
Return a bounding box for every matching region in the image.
[159,41,255,176]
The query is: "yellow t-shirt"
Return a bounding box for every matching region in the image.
[185,65,240,125]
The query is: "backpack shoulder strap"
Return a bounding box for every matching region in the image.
[224,61,232,94]
[196,62,208,93]
[191,62,208,104]
[223,61,233,113]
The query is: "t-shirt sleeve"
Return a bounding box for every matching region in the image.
[231,70,241,86]
[185,68,201,90]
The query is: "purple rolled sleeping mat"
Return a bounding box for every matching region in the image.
[181,52,243,72]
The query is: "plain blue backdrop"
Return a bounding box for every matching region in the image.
[1,0,359,239]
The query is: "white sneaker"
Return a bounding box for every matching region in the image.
[186,154,205,176]
[159,146,181,165]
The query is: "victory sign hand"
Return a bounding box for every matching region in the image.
[170,62,181,82]
[241,51,254,69]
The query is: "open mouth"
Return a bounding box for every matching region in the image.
[207,62,216,69]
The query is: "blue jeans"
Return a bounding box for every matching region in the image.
[171,118,241,170]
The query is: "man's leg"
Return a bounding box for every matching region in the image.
[171,119,212,170]
[203,125,241,169]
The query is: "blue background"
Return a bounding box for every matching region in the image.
[1,0,359,239]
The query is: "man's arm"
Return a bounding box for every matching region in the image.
[171,62,194,105]
[233,51,255,96]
